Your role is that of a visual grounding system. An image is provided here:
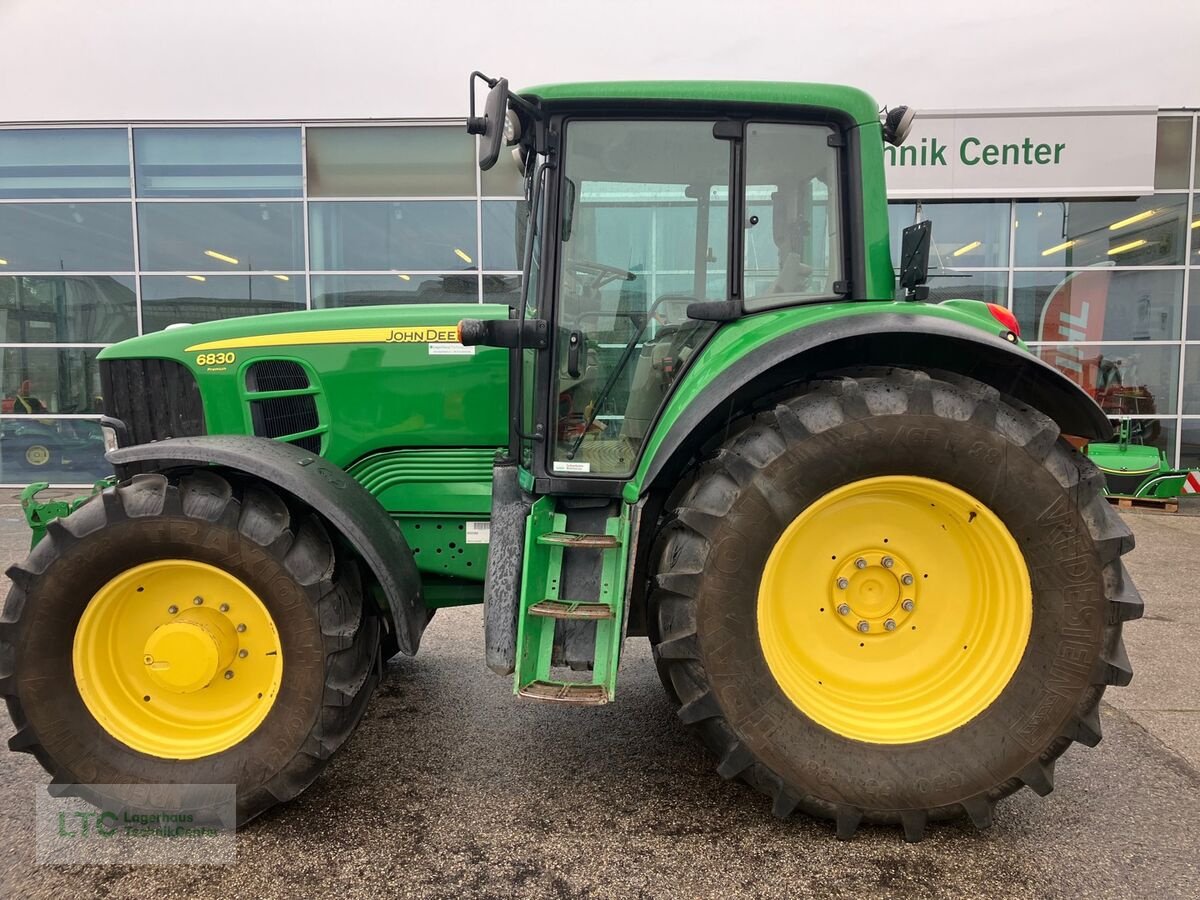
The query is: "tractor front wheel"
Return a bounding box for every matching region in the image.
[649,368,1142,840]
[1,470,381,825]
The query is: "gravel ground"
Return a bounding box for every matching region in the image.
[0,498,1197,899]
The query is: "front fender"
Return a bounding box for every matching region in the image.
[630,308,1112,500]
[108,435,425,654]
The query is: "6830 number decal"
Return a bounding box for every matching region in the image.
[196,352,236,367]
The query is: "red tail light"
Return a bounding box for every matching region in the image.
[986,303,1020,338]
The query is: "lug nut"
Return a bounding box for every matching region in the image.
[192,596,204,606]
[884,618,897,631]
[882,556,894,569]
[854,558,867,570]
[167,605,178,615]
[836,577,849,590]
[837,603,851,616]
[236,624,246,633]
[238,649,248,659]
[902,599,915,612]
[857,620,870,633]
[219,603,230,613]
[224,670,234,680]
[901,574,914,586]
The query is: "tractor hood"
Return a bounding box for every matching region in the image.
[97,303,511,468]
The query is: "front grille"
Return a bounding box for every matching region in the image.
[249,395,319,439]
[246,360,309,393]
[100,358,206,444]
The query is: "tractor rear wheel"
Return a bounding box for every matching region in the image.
[649,368,1142,841]
[1,470,381,825]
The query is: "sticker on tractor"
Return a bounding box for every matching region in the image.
[552,460,591,473]
[1184,472,1200,494]
[429,343,475,356]
[465,521,490,544]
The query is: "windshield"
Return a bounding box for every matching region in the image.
[551,119,729,476]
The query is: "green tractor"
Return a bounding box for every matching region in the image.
[1,75,1141,842]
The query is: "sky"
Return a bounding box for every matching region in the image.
[3,0,1199,121]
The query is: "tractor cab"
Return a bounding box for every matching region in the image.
[461,74,903,488]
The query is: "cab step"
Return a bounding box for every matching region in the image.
[536,531,621,549]
[529,599,613,620]
[514,498,632,704]
[517,681,609,705]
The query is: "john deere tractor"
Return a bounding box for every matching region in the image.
[0,75,1141,841]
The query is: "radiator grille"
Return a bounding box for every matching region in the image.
[246,360,309,393]
[100,358,206,444]
[249,395,319,440]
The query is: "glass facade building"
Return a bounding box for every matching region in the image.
[0,113,1196,484]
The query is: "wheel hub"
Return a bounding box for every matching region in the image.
[832,550,916,632]
[142,611,238,694]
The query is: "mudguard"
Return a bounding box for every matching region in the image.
[636,311,1114,497]
[108,435,426,654]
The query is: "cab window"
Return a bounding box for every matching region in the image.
[742,123,843,307]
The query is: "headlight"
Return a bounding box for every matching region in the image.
[98,416,129,453]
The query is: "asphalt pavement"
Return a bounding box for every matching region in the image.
[0,495,1197,899]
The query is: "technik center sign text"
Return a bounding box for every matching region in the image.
[884,108,1158,199]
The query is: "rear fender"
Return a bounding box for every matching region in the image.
[633,312,1113,499]
[108,435,426,654]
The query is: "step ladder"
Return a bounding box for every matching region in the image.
[514,497,630,705]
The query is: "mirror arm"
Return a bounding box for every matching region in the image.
[466,71,500,134]
[508,92,543,119]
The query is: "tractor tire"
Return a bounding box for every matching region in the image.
[649,368,1141,841]
[0,470,381,825]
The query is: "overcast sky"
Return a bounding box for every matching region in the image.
[3,0,1198,121]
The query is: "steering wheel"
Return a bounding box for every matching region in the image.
[569,259,637,293]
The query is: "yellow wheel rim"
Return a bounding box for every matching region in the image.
[757,476,1031,744]
[73,560,283,759]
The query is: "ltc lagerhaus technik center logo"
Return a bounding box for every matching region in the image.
[34,783,237,866]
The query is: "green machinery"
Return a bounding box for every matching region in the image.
[1085,419,1199,500]
[1,75,1141,842]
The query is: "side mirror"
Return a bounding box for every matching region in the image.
[898,220,932,301]
[466,76,510,171]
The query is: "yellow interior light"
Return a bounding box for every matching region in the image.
[951,240,982,257]
[1107,210,1155,231]
[453,248,473,264]
[1041,240,1076,257]
[0,258,7,265]
[397,274,411,281]
[273,274,290,281]
[204,249,240,265]
[1107,239,1147,256]
[1191,219,1200,229]
[186,275,207,282]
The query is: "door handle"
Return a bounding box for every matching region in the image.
[567,330,584,378]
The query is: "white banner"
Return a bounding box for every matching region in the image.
[884,108,1159,199]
